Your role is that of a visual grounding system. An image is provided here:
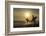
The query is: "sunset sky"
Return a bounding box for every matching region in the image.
[13,8,39,21]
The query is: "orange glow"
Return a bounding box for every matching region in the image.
[25,12,30,18]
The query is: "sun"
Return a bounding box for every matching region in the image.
[25,12,30,18]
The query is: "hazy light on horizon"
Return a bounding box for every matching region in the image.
[13,8,39,21]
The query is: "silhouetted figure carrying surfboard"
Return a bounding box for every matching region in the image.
[31,15,37,26]
[24,15,37,25]
[25,18,29,23]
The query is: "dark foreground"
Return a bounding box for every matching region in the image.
[13,21,39,28]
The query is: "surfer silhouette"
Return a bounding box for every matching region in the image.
[24,15,37,24]
[31,15,37,26]
[31,15,37,22]
[25,18,29,23]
